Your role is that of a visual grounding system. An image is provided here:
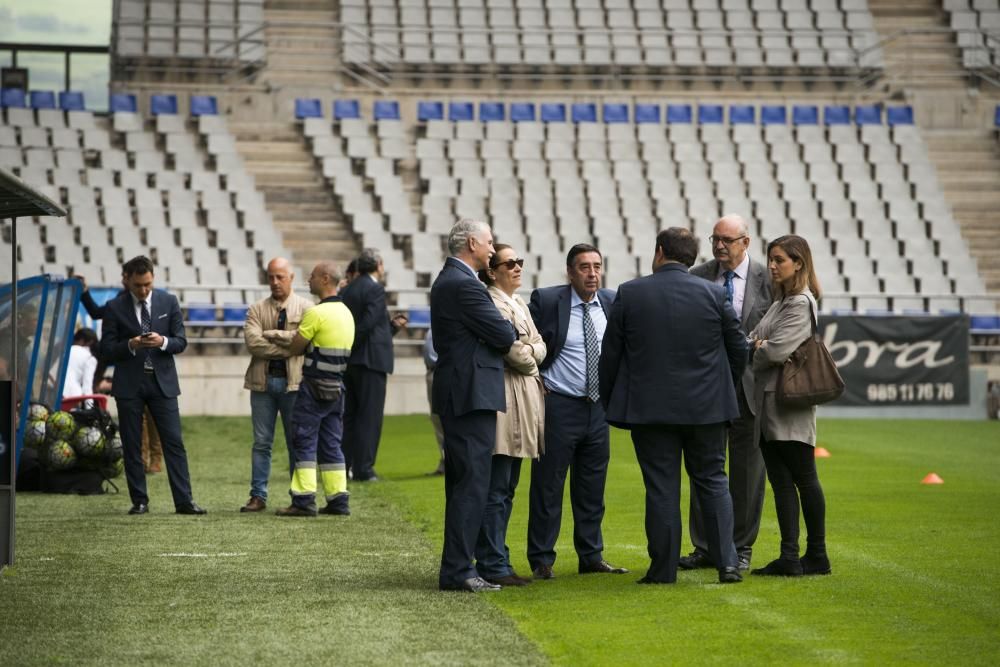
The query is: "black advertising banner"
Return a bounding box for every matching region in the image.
[820,315,970,407]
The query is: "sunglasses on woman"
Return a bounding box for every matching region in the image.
[492,258,525,270]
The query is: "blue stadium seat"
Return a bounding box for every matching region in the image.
[666,104,692,123]
[572,103,597,123]
[541,103,566,123]
[792,105,819,125]
[30,91,56,109]
[186,304,217,324]
[480,102,505,122]
[1,88,26,108]
[510,103,536,122]
[294,98,323,119]
[407,307,431,329]
[109,93,137,113]
[698,104,723,124]
[855,105,881,125]
[635,103,661,124]
[449,101,474,121]
[417,101,444,121]
[374,100,400,120]
[150,94,178,115]
[970,315,1000,333]
[888,106,914,126]
[190,95,217,116]
[334,99,361,120]
[222,303,249,325]
[59,91,85,111]
[729,105,755,124]
[824,105,850,125]
[761,105,786,125]
[603,103,628,123]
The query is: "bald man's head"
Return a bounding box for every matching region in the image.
[711,214,751,271]
[267,257,294,301]
[307,261,342,298]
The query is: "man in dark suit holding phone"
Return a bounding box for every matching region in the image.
[99,256,205,516]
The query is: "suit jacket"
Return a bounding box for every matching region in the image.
[599,263,748,428]
[341,274,395,374]
[690,257,771,409]
[430,257,517,417]
[749,290,818,446]
[99,289,187,398]
[80,290,108,319]
[528,285,617,371]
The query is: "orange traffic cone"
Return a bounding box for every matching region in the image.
[921,473,944,485]
[815,447,831,458]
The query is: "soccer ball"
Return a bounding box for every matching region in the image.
[73,426,106,459]
[101,458,124,479]
[28,403,50,422]
[24,420,47,448]
[106,433,123,461]
[45,440,77,470]
[46,411,77,443]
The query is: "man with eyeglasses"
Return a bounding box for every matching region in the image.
[240,257,313,513]
[526,243,629,580]
[680,214,771,572]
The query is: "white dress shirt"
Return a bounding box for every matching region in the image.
[62,345,97,398]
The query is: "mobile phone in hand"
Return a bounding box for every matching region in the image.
[141,332,154,338]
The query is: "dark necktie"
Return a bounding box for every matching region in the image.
[140,300,153,370]
[268,308,288,377]
[582,302,600,402]
[723,270,736,305]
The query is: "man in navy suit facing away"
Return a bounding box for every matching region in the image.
[431,219,516,592]
[99,256,205,516]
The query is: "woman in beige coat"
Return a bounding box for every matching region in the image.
[474,244,547,587]
[749,235,830,577]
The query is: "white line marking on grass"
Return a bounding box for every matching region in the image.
[158,552,248,558]
[39,557,55,561]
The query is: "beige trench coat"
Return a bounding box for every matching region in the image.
[750,290,819,447]
[488,286,547,459]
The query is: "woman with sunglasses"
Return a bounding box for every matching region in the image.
[475,243,547,587]
[749,234,830,577]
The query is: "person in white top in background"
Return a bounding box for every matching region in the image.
[63,328,99,406]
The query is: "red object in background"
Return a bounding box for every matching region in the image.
[61,394,108,412]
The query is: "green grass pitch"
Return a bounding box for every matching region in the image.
[2,416,998,665]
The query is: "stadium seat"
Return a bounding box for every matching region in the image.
[480,102,505,122]
[855,105,881,125]
[374,100,401,121]
[407,307,432,328]
[221,303,249,325]
[449,102,474,122]
[110,93,137,113]
[887,106,915,126]
[190,95,218,116]
[59,91,85,111]
[730,105,755,124]
[541,103,566,123]
[334,99,361,120]
[150,94,178,115]
[418,101,445,121]
[603,104,629,123]
[698,104,724,124]
[186,304,218,325]
[511,103,536,122]
[761,105,787,125]
[30,91,56,109]
[294,98,323,119]
[635,104,661,124]
[1,89,27,108]
[572,104,597,123]
[667,105,693,123]
[792,105,819,125]
[824,105,851,125]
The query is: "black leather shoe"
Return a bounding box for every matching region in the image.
[637,576,671,585]
[752,558,803,576]
[440,577,501,592]
[800,554,832,575]
[579,559,629,574]
[678,551,714,570]
[486,574,532,587]
[719,567,743,584]
[128,503,148,515]
[532,564,555,580]
[276,505,318,517]
[175,502,207,515]
[737,554,751,572]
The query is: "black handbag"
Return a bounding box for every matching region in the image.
[776,302,845,408]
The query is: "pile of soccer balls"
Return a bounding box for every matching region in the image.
[23,403,124,478]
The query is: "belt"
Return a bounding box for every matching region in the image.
[548,390,594,404]
[143,367,155,375]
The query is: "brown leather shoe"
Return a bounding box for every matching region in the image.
[486,574,532,587]
[240,496,266,513]
[275,505,317,517]
[579,559,630,574]
[146,462,162,473]
[532,564,555,580]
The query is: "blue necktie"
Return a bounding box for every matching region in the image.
[582,302,600,402]
[723,270,735,305]
[140,300,153,370]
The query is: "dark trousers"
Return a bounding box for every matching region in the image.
[115,372,193,508]
[289,380,346,511]
[759,437,827,560]
[632,423,737,583]
[527,393,609,569]
[343,364,387,481]
[439,409,496,587]
[688,385,766,560]
[475,455,523,579]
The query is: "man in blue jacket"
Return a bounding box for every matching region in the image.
[431,219,516,592]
